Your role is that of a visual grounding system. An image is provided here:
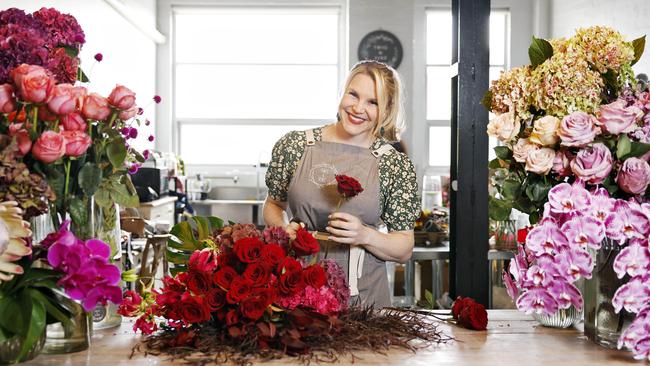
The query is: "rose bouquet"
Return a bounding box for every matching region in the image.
[120,216,448,364]
[485,26,648,224]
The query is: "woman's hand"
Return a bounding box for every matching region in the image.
[326,212,371,245]
[284,221,302,240]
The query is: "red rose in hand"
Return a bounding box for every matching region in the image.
[335,174,364,198]
[261,243,286,266]
[178,292,211,324]
[303,264,327,289]
[226,277,253,304]
[292,228,319,257]
[278,269,306,295]
[451,296,476,319]
[243,262,271,287]
[213,267,238,289]
[458,302,488,330]
[233,237,263,263]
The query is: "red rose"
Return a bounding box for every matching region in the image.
[240,289,275,321]
[178,292,211,324]
[277,257,302,274]
[292,228,319,257]
[226,277,253,304]
[261,243,286,266]
[335,174,364,198]
[458,302,488,330]
[225,309,239,326]
[233,237,264,263]
[303,265,327,289]
[186,271,211,294]
[278,270,305,295]
[243,262,271,287]
[517,227,532,244]
[205,288,226,311]
[451,296,476,319]
[213,267,238,290]
[217,251,238,268]
[189,249,218,273]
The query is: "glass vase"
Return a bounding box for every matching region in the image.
[493,220,516,250]
[532,305,582,328]
[0,331,46,364]
[29,213,54,245]
[42,291,91,354]
[583,238,635,348]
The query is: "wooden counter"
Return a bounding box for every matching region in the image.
[24,310,638,365]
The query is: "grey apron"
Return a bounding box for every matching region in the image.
[287,128,393,308]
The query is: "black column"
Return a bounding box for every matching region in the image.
[449,0,490,305]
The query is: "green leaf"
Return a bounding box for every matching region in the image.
[68,197,87,229]
[529,210,540,225]
[617,134,632,158]
[63,46,79,58]
[106,138,127,169]
[501,179,522,200]
[481,90,493,110]
[111,182,139,208]
[632,35,646,66]
[93,186,112,208]
[602,175,620,196]
[489,196,512,221]
[494,146,512,160]
[166,250,190,265]
[170,266,187,276]
[78,163,102,196]
[77,68,89,83]
[424,289,434,309]
[0,295,26,336]
[170,221,196,245]
[29,290,71,328]
[525,180,552,203]
[12,268,60,291]
[513,196,536,214]
[528,36,553,68]
[602,69,619,92]
[193,216,210,241]
[622,141,650,160]
[17,293,45,361]
[488,158,502,169]
[207,216,224,231]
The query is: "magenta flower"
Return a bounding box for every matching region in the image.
[503,270,519,301]
[605,200,650,241]
[612,276,650,314]
[633,337,650,361]
[548,280,583,310]
[589,187,614,223]
[516,287,559,315]
[94,53,103,62]
[613,243,650,279]
[547,182,591,217]
[525,218,569,255]
[553,247,594,281]
[560,215,605,250]
[509,245,530,284]
[524,265,552,287]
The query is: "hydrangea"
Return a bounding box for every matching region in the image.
[487,66,532,121]
[568,26,635,74]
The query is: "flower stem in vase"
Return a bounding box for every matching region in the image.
[32,105,38,134]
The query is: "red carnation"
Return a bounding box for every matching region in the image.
[213,267,238,290]
[335,174,364,198]
[226,277,253,304]
[243,262,271,287]
[233,237,264,263]
[303,264,327,289]
[117,290,142,317]
[278,269,306,295]
[292,228,319,257]
[261,243,286,266]
[458,302,488,330]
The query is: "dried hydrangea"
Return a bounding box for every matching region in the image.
[529,51,604,117]
[568,26,635,74]
[549,37,569,53]
[488,66,532,121]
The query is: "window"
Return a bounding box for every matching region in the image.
[173,6,343,165]
[425,9,510,167]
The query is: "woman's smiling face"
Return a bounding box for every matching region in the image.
[337,73,378,141]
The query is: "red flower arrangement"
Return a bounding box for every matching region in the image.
[451,296,488,330]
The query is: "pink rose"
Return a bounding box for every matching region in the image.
[512,138,539,163]
[10,64,54,103]
[47,84,76,115]
[82,93,111,121]
[8,123,23,136]
[108,85,136,110]
[570,143,613,184]
[0,84,15,113]
[14,129,32,156]
[617,157,650,195]
[61,130,92,157]
[71,86,87,110]
[32,131,66,163]
[38,105,58,122]
[525,147,555,175]
[597,99,643,135]
[558,111,599,147]
[552,150,572,177]
[118,105,137,120]
[61,113,87,131]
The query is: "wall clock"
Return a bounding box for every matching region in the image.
[357,30,403,69]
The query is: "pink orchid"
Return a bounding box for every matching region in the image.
[612,276,650,314]
[589,187,614,223]
[548,280,583,310]
[516,287,559,315]
[560,215,605,250]
[553,247,594,281]
[524,265,553,287]
[547,182,591,217]
[613,243,650,279]
[502,270,519,301]
[509,245,529,284]
[605,201,650,241]
[525,218,569,255]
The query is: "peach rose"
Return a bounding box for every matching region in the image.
[82,93,111,121]
[31,131,66,163]
[529,115,560,146]
[108,85,136,110]
[0,84,15,113]
[525,148,555,175]
[487,112,520,142]
[118,105,137,120]
[61,130,92,157]
[60,113,87,131]
[10,64,54,104]
[14,130,32,156]
[512,138,540,163]
[47,83,76,115]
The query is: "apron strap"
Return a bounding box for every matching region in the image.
[371,143,395,158]
[305,129,316,146]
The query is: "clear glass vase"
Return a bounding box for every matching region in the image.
[583,239,635,348]
[533,305,582,328]
[29,213,54,245]
[42,291,91,354]
[493,220,517,250]
[0,331,46,363]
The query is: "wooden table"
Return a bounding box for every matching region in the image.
[24,310,639,365]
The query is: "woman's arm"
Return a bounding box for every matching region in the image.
[326,212,414,263]
[263,196,289,228]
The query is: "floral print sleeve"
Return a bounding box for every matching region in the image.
[265,130,306,202]
[378,149,420,231]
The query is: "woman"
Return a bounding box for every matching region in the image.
[263,60,419,308]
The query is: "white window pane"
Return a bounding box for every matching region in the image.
[490,66,504,84]
[426,66,451,120]
[489,136,498,161]
[175,65,338,119]
[426,10,452,65]
[181,124,318,165]
[175,8,339,64]
[489,12,507,65]
[429,126,451,166]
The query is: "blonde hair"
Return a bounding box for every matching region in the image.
[340,60,405,141]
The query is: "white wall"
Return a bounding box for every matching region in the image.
[1,0,158,152]
[550,0,650,74]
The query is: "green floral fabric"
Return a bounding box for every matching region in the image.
[266,127,420,231]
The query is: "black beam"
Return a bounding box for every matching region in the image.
[449,0,490,305]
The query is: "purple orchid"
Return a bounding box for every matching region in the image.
[553,247,594,281]
[546,182,591,217]
[633,337,650,361]
[560,214,605,250]
[613,243,650,279]
[619,306,650,350]
[524,265,553,287]
[548,280,583,310]
[605,200,650,241]
[503,270,519,301]
[516,287,559,315]
[525,218,569,255]
[509,245,530,284]
[589,187,614,223]
[612,276,650,314]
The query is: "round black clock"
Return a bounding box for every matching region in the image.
[357,30,403,69]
